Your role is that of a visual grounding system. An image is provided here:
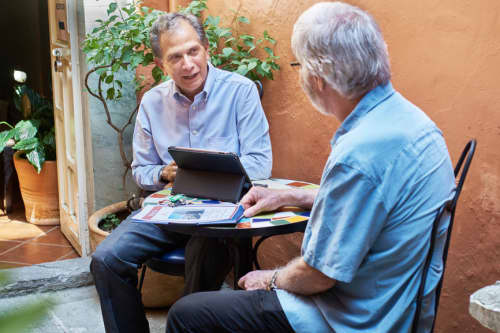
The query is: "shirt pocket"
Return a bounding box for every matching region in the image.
[206,136,238,153]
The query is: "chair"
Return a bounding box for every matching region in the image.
[411,139,477,333]
[137,80,265,294]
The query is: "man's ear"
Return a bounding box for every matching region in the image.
[313,75,325,92]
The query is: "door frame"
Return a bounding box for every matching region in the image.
[48,0,95,256]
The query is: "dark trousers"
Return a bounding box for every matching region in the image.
[166,290,294,333]
[90,216,232,333]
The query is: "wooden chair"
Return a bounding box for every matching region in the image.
[412,139,477,332]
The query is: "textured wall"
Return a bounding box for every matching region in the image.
[145,1,500,332]
[84,0,139,209]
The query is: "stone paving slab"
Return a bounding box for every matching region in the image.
[0,285,169,332]
[0,258,93,298]
[470,281,500,332]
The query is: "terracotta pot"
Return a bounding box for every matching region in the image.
[13,151,59,225]
[88,202,185,308]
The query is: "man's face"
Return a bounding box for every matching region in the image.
[157,20,209,100]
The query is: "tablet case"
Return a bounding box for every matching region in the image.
[168,147,252,203]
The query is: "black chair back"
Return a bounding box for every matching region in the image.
[411,139,477,333]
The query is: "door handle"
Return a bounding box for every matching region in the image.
[52,48,64,72]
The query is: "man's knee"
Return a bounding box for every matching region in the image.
[166,294,199,331]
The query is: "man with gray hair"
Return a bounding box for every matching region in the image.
[90,12,272,333]
[165,2,454,332]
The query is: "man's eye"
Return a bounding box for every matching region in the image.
[189,48,199,55]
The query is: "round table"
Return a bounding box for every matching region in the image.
[142,178,319,285]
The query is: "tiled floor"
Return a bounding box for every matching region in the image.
[0,205,79,269]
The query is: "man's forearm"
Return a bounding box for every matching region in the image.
[280,189,318,210]
[274,256,335,295]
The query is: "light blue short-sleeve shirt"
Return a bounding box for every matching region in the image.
[277,83,455,332]
[131,63,272,191]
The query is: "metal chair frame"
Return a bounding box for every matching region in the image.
[411,139,477,332]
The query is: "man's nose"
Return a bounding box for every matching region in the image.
[182,54,195,70]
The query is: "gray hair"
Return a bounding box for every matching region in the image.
[291,2,391,99]
[150,12,208,59]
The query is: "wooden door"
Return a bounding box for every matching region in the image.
[48,0,94,256]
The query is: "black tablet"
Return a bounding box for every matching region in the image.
[167,146,252,202]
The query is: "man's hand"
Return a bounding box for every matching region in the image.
[238,270,274,290]
[160,162,177,183]
[240,187,288,217]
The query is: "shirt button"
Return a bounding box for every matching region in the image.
[192,105,196,111]
[192,130,198,135]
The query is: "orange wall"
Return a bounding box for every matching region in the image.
[145,1,500,332]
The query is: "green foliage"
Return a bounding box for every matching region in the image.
[83,0,280,101]
[0,271,54,333]
[99,213,122,232]
[0,85,56,173]
[182,0,280,81]
[83,2,165,100]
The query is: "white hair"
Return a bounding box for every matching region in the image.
[291,2,391,99]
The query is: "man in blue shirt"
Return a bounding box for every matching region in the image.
[90,12,272,333]
[165,2,455,333]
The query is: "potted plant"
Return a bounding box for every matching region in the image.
[83,0,280,307]
[0,72,58,225]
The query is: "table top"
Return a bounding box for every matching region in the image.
[142,178,319,238]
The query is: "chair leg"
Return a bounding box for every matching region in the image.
[138,265,147,292]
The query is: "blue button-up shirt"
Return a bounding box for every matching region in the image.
[277,83,455,332]
[131,63,272,191]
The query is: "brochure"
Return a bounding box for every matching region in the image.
[131,203,244,225]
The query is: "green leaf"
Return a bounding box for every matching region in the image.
[222,48,234,57]
[106,87,115,100]
[142,53,154,66]
[264,47,274,56]
[107,3,118,15]
[152,66,164,83]
[0,130,14,154]
[0,297,54,332]
[261,62,271,73]
[13,120,37,141]
[236,64,249,76]
[105,75,114,84]
[240,35,255,41]
[244,40,255,49]
[26,147,45,173]
[13,137,39,151]
[247,61,258,71]
[238,16,250,24]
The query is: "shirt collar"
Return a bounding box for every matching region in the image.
[172,62,216,103]
[332,82,395,145]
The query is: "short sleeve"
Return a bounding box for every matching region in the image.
[302,163,387,283]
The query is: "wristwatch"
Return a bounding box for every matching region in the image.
[267,270,279,291]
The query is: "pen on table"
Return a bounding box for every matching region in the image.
[253,183,268,188]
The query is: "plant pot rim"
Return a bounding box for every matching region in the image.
[13,150,56,163]
[88,201,128,237]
